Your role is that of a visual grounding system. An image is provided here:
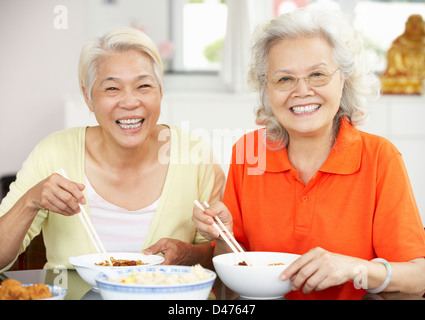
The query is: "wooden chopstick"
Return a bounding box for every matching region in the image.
[57,169,113,266]
[194,200,253,266]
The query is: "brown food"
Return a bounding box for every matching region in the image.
[0,279,53,300]
[236,262,285,266]
[26,283,53,299]
[95,257,147,267]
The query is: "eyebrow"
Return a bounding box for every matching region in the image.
[100,74,156,85]
[273,62,330,75]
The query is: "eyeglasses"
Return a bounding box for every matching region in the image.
[268,68,340,91]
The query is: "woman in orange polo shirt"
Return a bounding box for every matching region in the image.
[193,7,425,299]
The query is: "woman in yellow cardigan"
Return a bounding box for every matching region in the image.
[0,27,225,272]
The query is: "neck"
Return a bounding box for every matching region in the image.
[287,132,334,185]
[89,125,166,172]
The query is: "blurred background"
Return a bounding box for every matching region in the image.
[1,0,425,224]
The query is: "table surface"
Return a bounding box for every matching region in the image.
[1,268,424,300]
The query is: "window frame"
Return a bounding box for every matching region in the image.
[169,0,185,73]
[168,0,227,75]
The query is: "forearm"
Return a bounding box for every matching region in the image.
[386,258,425,295]
[213,238,233,258]
[0,193,39,269]
[185,242,215,270]
[358,257,425,296]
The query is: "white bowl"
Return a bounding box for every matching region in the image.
[69,252,164,290]
[95,265,216,300]
[213,251,300,300]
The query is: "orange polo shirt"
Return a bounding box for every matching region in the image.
[223,119,425,299]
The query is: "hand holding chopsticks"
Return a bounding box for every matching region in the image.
[57,169,113,267]
[194,200,253,266]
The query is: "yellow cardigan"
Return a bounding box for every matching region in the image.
[0,125,225,271]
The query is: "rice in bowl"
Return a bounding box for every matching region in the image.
[95,265,216,300]
[118,264,213,285]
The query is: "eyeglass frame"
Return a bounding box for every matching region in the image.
[267,68,340,92]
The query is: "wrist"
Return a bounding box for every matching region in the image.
[366,258,392,293]
[21,193,43,218]
[213,238,233,256]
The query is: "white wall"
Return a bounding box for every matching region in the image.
[83,0,169,43]
[0,0,169,177]
[0,0,84,177]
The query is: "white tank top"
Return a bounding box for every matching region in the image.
[85,176,158,252]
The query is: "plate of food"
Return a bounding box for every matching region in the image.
[0,279,67,300]
[69,252,164,290]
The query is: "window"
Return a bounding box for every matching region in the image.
[171,0,228,73]
[271,0,425,73]
[354,0,425,72]
[168,0,424,83]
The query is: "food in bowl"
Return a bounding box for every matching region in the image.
[213,251,300,300]
[237,261,285,266]
[95,257,147,267]
[95,265,216,300]
[69,252,165,290]
[0,279,66,300]
[117,264,213,285]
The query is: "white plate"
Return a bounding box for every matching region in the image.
[69,252,165,290]
[1,284,68,300]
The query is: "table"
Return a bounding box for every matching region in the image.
[1,269,424,300]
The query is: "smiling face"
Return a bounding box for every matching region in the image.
[83,49,163,150]
[266,36,345,141]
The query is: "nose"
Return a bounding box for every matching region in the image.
[118,89,141,109]
[292,77,314,97]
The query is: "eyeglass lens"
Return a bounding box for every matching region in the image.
[272,70,337,91]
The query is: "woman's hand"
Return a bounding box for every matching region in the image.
[143,239,214,268]
[0,173,85,269]
[28,173,86,216]
[143,238,189,265]
[192,201,233,241]
[281,247,361,293]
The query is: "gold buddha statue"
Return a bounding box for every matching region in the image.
[380,14,425,94]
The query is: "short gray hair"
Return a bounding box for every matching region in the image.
[78,27,164,101]
[248,7,380,148]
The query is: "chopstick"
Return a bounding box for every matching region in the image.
[57,169,113,267]
[194,200,253,266]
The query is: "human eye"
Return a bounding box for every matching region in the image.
[105,87,119,91]
[278,75,294,83]
[309,70,327,78]
[138,84,152,89]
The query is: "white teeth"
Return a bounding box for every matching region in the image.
[118,119,142,124]
[291,104,320,114]
[117,119,143,129]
